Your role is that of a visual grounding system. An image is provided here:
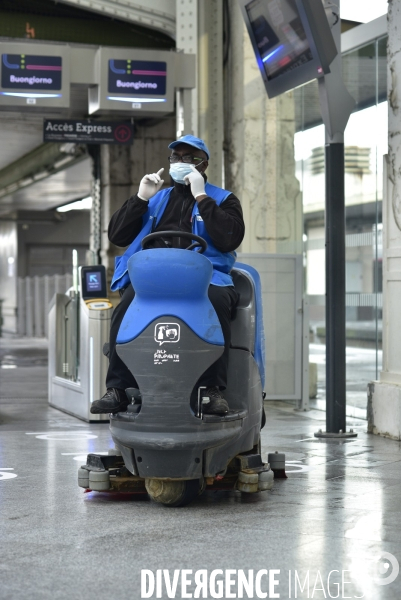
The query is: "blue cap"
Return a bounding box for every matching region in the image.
[168,135,210,159]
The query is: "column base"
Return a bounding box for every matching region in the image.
[368,380,401,440]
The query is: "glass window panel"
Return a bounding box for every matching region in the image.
[343,40,387,416]
[294,79,322,132]
[378,36,387,103]
[343,43,377,111]
[298,36,387,418]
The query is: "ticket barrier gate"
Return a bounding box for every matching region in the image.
[48,265,113,422]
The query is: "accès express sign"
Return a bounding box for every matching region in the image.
[43,119,134,145]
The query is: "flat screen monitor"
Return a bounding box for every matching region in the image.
[88,47,174,116]
[2,54,62,91]
[239,0,337,98]
[80,266,107,300]
[0,42,70,108]
[108,59,167,96]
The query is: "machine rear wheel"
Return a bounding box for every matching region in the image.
[145,478,201,507]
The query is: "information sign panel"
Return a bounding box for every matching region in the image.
[245,1,312,81]
[0,42,70,108]
[89,47,174,115]
[43,119,134,145]
[2,54,62,91]
[108,59,167,96]
[80,265,107,300]
[239,0,337,98]
[86,271,102,293]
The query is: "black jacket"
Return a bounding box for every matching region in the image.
[108,181,245,252]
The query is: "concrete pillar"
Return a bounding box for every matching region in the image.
[88,146,102,265]
[176,0,224,185]
[100,119,176,292]
[100,144,133,284]
[197,0,224,186]
[224,3,302,254]
[368,0,401,439]
[176,0,198,137]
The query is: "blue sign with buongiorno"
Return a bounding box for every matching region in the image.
[2,54,62,90]
[108,59,166,96]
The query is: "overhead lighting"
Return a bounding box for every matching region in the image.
[57,196,92,212]
[53,156,76,169]
[107,96,166,103]
[33,171,50,182]
[0,92,62,98]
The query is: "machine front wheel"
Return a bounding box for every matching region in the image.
[145,478,201,507]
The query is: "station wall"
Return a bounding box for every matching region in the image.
[16,210,90,278]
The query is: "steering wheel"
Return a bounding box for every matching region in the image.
[141,230,208,253]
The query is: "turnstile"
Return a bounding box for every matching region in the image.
[48,265,113,422]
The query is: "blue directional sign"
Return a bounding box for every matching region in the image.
[86,271,102,292]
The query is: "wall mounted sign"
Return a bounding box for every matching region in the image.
[43,119,134,145]
[2,54,62,91]
[0,42,70,108]
[239,0,337,98]
[108,59,167,96]
[89,47,174,115]
[0,42,194,114]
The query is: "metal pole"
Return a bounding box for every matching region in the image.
[315,0,357,438]
[87,144,102,265]
[325,142,346,432]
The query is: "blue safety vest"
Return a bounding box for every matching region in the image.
[110,182,237,291]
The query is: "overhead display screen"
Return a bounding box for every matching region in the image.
[89,48,175,115]
[245,0,313,82]
[0,42,69,107]
[1,54,62,91]
[108,60,166,96]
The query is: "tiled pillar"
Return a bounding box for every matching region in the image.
[368,0,401,439]
[223,2,302,254]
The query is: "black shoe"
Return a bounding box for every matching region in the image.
[201,387,229,415]
[90,388,128,414]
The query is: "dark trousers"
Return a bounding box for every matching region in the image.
[106,283,238,391]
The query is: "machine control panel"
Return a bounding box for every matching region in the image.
[80,265,107,300]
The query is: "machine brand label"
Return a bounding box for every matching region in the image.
[154,323,180,346]
[154,349,180,365]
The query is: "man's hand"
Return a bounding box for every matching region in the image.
[138,168,164,201]
[184,165,207,201]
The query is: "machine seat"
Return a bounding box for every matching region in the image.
[230,269,256,354]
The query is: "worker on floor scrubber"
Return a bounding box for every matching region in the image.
[90,135,245,416]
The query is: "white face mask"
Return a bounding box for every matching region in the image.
[169,162,196,185]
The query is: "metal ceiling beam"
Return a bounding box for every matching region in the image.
[58,0,176,39]
[0,143,88,199]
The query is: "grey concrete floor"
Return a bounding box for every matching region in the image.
[1,338,401,600]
